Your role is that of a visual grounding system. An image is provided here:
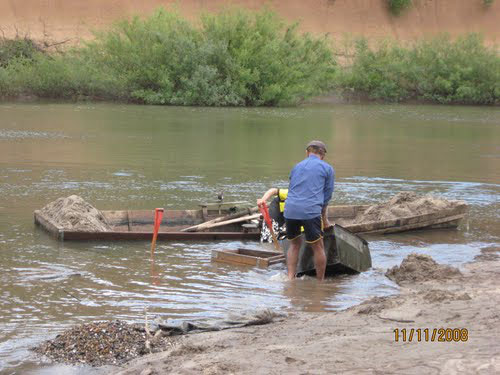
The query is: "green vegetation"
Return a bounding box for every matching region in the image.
[0,8,336,106]
[387,0,412,15]
[0,37,41,67]
[337,34,499,105]
[483,0,494,6]
[0,8,498,106]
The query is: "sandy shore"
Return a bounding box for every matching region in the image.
[109,247,500,375]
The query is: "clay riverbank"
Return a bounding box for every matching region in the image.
[1,0,499,45]
[110,247,500,375]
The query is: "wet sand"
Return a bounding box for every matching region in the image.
[111,247,500,375]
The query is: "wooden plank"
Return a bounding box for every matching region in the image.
[214,251,265,267]
[357,214,465,234]
[194,213,261,231]
[199,201,249,209]
[181,207,258,232]
[344,205,467,233]
[427,219,462,229]
[211,249,284,268]
[61,231,260,241]
[236,249,282,258]
[268,255,286,265]
[102,210,128,226]
[34,210,63,240]
[327,205,370,219]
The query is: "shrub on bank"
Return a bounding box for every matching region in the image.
[387,0,412,15]
[0,37,41,68]
[0,8,337,106]
[337,34,500,105]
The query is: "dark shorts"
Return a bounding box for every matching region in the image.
[285,216,323,243]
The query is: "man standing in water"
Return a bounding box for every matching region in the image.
[258,140,334,281]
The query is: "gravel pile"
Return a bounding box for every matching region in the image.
[33,320,175,366]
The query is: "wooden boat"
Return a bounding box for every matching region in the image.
[34,201,467,242]
[34,204,261,241]
[283,225,372,277]
[327,203,467,235]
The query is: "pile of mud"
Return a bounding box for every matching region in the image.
[385,253,462,285]
[354,192,463,224]
[422,289,471,303]
[39,195,111,232]
[33,320,175,366]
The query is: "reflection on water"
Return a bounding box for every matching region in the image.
[0,102,499,374]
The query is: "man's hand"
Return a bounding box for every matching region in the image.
[257,198,265,208]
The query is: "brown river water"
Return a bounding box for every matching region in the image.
[0,103,499,374]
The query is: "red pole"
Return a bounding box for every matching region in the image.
[151,208,164,256]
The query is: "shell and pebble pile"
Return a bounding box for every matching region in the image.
[32,320,175,366]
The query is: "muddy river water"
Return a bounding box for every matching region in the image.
[0,103,499,374]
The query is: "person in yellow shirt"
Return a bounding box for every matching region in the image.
[257,188,332,243]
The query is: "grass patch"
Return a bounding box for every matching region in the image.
[336,34,500,105]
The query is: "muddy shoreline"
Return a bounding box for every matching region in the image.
[106,247,500,375]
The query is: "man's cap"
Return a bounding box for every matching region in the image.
[306,140,327,153]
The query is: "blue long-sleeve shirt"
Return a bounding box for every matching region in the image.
[284,154,335,220]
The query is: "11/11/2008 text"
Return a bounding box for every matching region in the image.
[393,328,468,342]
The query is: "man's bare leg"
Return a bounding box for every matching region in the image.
[310,239,327,281]
[287,237,302,280]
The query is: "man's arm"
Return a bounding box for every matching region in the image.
[323,166,334,207]
[257,188,278,208]
[322,167,335,229]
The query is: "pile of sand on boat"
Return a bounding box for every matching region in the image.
[351,191,464,224]
[39,195,111,232]
[39,192,464,232]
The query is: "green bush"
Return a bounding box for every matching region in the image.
[387,0,412,15]
[0,37,41,67]
[483,0,494,6]
[1,8,336,106]
[337,34,500,105]
[1,8,498,106]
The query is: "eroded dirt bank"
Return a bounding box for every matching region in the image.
[1,0,499,44]
[110,248,500,375]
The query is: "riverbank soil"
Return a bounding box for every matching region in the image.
[1,0,499,45]
[111,249,500,375]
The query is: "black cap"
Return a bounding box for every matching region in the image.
[306,140,327,153]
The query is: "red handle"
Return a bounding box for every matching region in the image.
[259,202,281,252]
[259,202,273,231]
